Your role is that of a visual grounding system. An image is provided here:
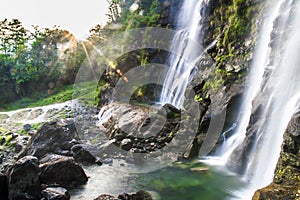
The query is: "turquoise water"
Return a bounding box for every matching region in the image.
[71,160,244,200]
[133,161,243,200]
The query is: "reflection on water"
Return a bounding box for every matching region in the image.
[70,164,139,199]
[71,161,244,200]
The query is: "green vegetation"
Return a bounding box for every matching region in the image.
[201,0,264,94]
[119,0,161,30]
[1,84,74,111]
[0,19,89,105]
[2,81,105,111]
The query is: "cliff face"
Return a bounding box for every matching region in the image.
[158,0,300,199]
[253,114,300,200]
[102,0,299,198]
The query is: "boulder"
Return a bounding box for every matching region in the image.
[39,154,88,189]
[19,120,79,159]
[41,186,70,200]
[0,172,8,200]
[98,103,181,154]
[8,156,42,200]
[71,144,96,165]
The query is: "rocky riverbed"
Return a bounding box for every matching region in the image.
[0,100,216,200]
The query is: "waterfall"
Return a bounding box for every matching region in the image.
[212,0,285,165]
[160,0,205,108]
[204,0,300,199]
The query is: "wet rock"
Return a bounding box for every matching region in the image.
[120,139,133,151]
[117,190,157,200]
[39,154,88,189]
[8,156,42,200]
[252,184,295,200]
[94,190,159,200]
[253,113,300,199]
[19,120,79,159]
[41,186,70,200]
[94,194,116,200]
[71,144,96,165]
[183,138,201,159]
[0,172,8,200]
[23,124,32,132]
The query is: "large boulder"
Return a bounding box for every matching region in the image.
[19,120,80,159]
[8,156,42,200]
[0,172,8,200]
[39,154,88,189]
[98,103,181,153]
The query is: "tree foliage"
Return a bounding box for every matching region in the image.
[0,19,87,104]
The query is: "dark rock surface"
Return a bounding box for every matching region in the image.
[98,103,182,154]
[39,154,88,189]
[19,120,79,159]
[71,144,97,165]
[253,114,300,200]
[94,190,158,200]
[41,186,70,200]
[0,172,8,200]
[8,156,42,200]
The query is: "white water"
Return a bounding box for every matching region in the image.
[204,0,300,199]
[160,0,205,108]
[208,0,285,165]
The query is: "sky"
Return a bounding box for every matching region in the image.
[0,0,109,39]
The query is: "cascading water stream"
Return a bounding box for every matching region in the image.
[160,0,205,108]
[204,0,300,199]
[208,0,285,165]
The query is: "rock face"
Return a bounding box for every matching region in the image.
[39,154,88,189]
[20,120,79,159]
[253,114,300,200]
[41,186,70,200]
[8,156,42,200]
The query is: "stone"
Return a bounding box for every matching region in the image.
[190,167,209,173]
[23,124,32,132]
[41,186,70,200]
[117,190,156,200]
[8,156,42,200]
[94,194,116,200]
[120,139,133,151]
[0,172,8,200]
[39,154,88,189]
[71,144,96,165]
[94,190,159,200]
[19,120,79,159]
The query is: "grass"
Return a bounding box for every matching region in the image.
[1,81,105,111]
